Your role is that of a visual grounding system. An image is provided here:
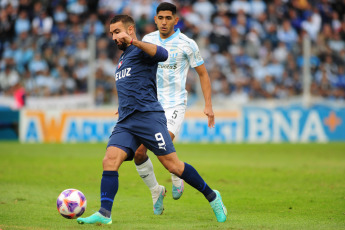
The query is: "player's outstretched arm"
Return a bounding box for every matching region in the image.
[115,32,167,60]
[131,40,155,57]
[133,40,168,62]
[195,64,215,128]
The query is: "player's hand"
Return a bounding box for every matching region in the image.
[114,110,118,116]
[204,106,215,128]
[115,32,132,44]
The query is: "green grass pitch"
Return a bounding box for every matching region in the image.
[0,142,344,230]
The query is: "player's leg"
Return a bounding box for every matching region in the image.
[165,106,186,199]
[157,153,228,223]
[138,111,227,222]
[78,124,139,225]
[167,131,184,199]
[134,144,166,215]
[77,146,128,224]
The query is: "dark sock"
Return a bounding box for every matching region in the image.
[180,163,216,202]
[98,171,118,217]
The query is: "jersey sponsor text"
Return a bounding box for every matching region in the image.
[115,68,131,81]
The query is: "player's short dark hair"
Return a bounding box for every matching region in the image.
[156,2,176,15]
[110,15,135,28]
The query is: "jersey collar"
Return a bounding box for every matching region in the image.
[159,28,180,43]
[121,44,135,57]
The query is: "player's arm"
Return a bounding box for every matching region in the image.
[134,40,168,62]
[115,32,167,61]
[194,64,215,128]
[131,40,160,57]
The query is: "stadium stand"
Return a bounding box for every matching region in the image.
[0,0,344,107]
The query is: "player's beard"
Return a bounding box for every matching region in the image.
[116,30,131,51]
[117,42,127,51]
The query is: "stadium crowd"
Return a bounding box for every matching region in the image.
[0,0,345,107]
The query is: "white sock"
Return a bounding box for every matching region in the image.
[136,157,160,202]
[171,173,182,187]
[151,185,164,205]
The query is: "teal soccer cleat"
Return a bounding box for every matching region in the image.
[77,212,112,225]
[210,190,228,222]
[153,186,166,215]
[172,180,184,200]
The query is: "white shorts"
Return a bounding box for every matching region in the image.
[164,105,186,137]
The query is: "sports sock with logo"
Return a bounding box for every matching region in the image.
[180,163,216,202]
[99,171,118,218]
[135,157,159,191]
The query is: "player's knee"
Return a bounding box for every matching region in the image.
[102,155,112,168]
[102,154,120,170]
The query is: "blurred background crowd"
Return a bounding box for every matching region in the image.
[0,0,345,107]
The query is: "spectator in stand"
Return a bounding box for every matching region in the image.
[328,32,345,53]
[277,19,298,50]
[0,65,20,94]
[74,40,90,62]
[28,53,48,75]
[67,0,89,18]
[250,0,266,18]
[95,52,114,77]
[52,21,69,48]
[0,8,15,50]
[230,0,250,15]
[53,4,68,23]
[288,8,303,32]
[14,10,31,35]
[13,82,26,108]
[193,0,215,22]
[32,10,53,36]
[83,13,105,38]
[301,11,321,41]
[35,69,57,96]
[230,82,249,103]
[74,60,89,92]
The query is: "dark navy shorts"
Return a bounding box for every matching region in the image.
[107,111,176,161]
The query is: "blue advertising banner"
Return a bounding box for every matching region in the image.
[179,110,242,142]
[20,105,345,143]
[179,105,344,143]
[241,105,344,142]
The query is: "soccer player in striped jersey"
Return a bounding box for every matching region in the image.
[134,2,216,215]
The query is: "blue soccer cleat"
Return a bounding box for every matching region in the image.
[210,190,228,222]
[172,180,184,200]
[153,186,166,215]
[77,212,112,225]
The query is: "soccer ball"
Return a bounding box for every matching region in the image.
[57,189,87,219]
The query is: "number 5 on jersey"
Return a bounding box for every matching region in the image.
[172,110,178,119]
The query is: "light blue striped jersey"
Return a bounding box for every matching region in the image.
[142,29,204,109]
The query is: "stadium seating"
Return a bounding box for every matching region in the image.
[0,0,344,107]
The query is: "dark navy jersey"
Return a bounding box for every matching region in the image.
[115,44,168,122]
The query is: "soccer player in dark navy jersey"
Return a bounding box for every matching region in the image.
[114,29,167,122]
[77,14,227,225]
